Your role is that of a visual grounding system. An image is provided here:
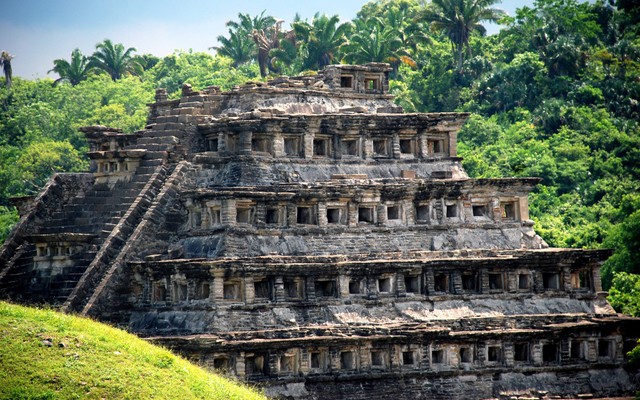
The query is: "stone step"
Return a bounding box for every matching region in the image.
[38,226,96,234]
[141,158,165,167]
[145,129,185,138]
[137,135,179,145]
[135,165,157,174]
[143,150,168,158]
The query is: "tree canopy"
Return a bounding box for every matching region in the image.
[90,39,141,81]
[49,48,94,86]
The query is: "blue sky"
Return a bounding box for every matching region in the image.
[2,0,534,79]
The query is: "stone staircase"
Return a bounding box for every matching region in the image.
[61,151,177,312]
[0,134,177,305]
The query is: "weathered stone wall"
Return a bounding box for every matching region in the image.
[263,367,635,400]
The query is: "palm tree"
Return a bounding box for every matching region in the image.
[268,29,299,74]
[227,11,276,36]
[133,54,160,71]
[422,0,505,69]
[1,51,14,88]
[293,13,351,71]
[90,39,141,81]
[213,28,255,67]
[212,11,278,73]
[250,20,288,77]
[342,18,405,65]
[49,48,94,86]
[383,1,432,54]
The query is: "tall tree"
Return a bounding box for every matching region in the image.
[90,39,141,81]
[293,13,351,70]
[342,18,405,65]
[213,11,277,70]
[49,48,93,86]
[213,28,255,67]
[250,20,287,77]
[227,11,277,37]
[0,51,14,88]
[423,0,505,69]
[359,0,432,54]
[133,54,160,72]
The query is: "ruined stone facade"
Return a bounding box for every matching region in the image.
[1,63,638,399]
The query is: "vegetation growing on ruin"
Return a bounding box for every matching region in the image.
[0,301,266,400]
[0,0,638,299]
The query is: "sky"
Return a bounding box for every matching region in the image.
[1,0,534,80]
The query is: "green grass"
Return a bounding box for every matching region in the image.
[0,301,266,400]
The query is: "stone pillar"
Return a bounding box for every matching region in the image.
[300,349,310,374]
[239,131,252,155]
[245,276,255,304]
[255,204,266,227]
[491,197,501,222]
[217,133,225,152]
[462,200,472,222]
[377,205,387,226]
[396,273,406,298]
[392,134,401,159]
[363,138,373,159]
[332,135,341,159]
[222,200,236,225]
[274,276,285,302]
[236,352,246,377]
[213,270,224,301]
[355,72,365,92]
[533,270,544,293]
[425,270,435,295]
[448,130,457,157]
[273,134,284,157]
[303,133,314,160]
[347,203,358,226]
[593,264,603,292]
[418,133,428,158]
[287,205,297,226]
[305,278,316,301]
[519,196,530,221]
[366,276,378,300]
[561,265,572,292]
[560,338,571,364]
[358,344,369,370]
[477,343,487,365]
[503,342,514,368]
[479,269,489,294]
[531,342,543,366]
[507,272,518,293]
[405,200,416,226]
[317,203,328,226]
[339,275,350,298]
[315,203,325,226]
[586,339,597,362]
[142,277,151,304]
[451,271,462,294]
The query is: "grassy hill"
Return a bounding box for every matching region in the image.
[0,301,266,400]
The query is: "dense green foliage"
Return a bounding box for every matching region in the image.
[0,301,266,399]
[0,0,638,305]
[608,272,640,317]
[0,52,258,243]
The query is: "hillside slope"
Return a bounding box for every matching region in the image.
[0,301,266,400]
